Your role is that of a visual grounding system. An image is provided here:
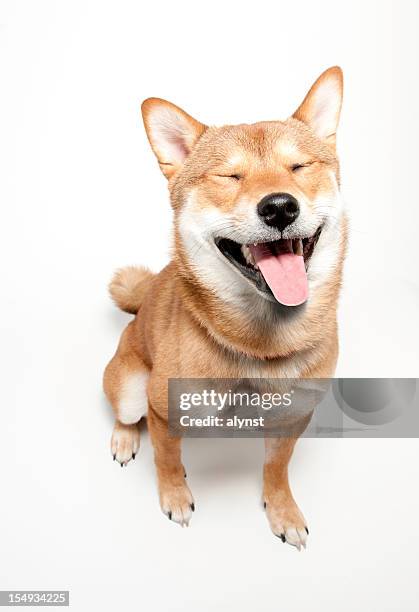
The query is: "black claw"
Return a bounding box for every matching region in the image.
[190,503,195,512]
[113,454,116,461]
[120,462,123,467]
[305,527,309,535]
[276,533,286,543]
[184,471,187,478]
[263,502,266,509]
[168,511,172,521]
[132,453,136,460]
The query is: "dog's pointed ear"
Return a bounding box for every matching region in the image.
[141,98,207,179]
[292,66,343,146]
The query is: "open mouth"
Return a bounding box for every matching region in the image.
[215,228,322,306]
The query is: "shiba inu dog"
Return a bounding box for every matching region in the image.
[104,66,347,549]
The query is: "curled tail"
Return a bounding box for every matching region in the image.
[109,266,155,314]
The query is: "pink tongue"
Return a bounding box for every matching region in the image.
[249,244,308,306]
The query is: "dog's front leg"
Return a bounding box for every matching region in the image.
[147,406,195,527]
[263,437,308,549]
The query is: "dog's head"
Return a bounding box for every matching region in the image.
[141,67,345,309]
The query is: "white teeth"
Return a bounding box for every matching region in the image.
[241,244,257,267]
[293,238,303,256]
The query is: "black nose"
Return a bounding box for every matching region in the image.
[257,193,300,231]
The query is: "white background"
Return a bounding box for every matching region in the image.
[1,1,419,610]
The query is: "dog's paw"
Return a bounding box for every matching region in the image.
[160,481,195,527]
[264,492,308,550]
[111,422,140,466]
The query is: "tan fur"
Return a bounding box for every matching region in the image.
[103,67,347,544]
[109,266,154,314]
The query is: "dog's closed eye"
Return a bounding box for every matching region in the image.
[215,174,242,181]
[291,162,314,172]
